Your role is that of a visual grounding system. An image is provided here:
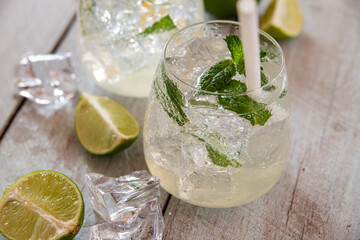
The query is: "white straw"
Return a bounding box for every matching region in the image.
[237,0,261,96]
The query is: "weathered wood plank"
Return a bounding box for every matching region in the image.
[163,0,360,239]
[0,18,169,239]
[0,0,77,135]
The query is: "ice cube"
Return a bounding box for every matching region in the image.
[85,170,160,222]
[90,200,164,240]
[14,53,77,104]
[167,37,215,83]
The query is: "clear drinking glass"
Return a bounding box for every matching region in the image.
[77,0,204,98]
[143,21,291,208]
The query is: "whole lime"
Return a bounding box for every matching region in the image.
[204,0,238,19]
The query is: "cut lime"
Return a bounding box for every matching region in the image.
[0,171,84,240]
[260,0,303,40]
[75,93,140,155]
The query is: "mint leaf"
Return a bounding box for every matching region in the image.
[218,80,272,126]
[224,34,243,63]
[260,46,276,62]
[190,131,242,168]
[261,71,276,92]
[235,58,246,75]
[223,34,246,76]
[188,99,218,108]
[206,144,242,168]
[199,59,236,92]
[153,63,189,126]
[137,15,177,37]
[279,89,287,98]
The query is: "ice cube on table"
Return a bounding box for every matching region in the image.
[85,170,160,222]
[14,53,77,104]
[90,200,164,240]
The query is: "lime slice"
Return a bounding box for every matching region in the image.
[75,93,140,155]
[0,171,84,240]
[260,0,303,40]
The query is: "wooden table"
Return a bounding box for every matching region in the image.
[0,0,359,239]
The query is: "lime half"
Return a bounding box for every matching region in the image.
[0,171,84,240]
[260,0,304,40]
[75,93,140,155]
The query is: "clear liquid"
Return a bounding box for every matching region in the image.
[77,0,204,97]
[143,35,290,208]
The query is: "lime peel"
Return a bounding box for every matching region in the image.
[75,93,140,155]
[0,171,84,240]
[260,0,303,40]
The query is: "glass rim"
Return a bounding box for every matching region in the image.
[163,20,286,96]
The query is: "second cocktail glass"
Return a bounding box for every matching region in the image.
[77,0,204,97]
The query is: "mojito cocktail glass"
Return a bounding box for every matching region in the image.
[143,21,290,208]
[77,0,204,97]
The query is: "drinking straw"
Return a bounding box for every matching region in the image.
[237,0,261,95]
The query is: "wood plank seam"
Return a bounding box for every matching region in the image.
[0,98,26,142]
[162,194,172,215]
[50,14,77,54]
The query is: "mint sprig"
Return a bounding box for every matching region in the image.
[137,15,177,37]
[198,34,273,126]
[191,131,242,168]
[218,80,272,126]
[224,34,243,63]
[279,89,287,98]
[154,34,277,168]
[260,46,276,62]
[198,59,236,92]
[153,63,188,126]
[261,71,276,92]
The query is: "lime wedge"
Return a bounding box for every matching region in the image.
[260,0,303,40]
[75,93,140,155]
[0,171,84,240]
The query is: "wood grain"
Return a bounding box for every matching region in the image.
[0,0,77,135]
[0,0,359,239]
[163,0,360,239]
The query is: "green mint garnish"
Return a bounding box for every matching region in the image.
[261,71,276,92]
[260,46,276,62]
[235,57,246,75]
[198,59,236,92]
[137,15,177,37]
[198,34,272,126]
[191,131,242,168]
[279,89,288,98]
[224,34,246,75]
[206,144,242,168]
[218,80,272,126]
[153,63,189,126]
[224,34,244,63]
[155,33,277,168]
[188,99,218,108]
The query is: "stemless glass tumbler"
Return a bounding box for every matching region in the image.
[144,21,290,208]
[77,0,204,97]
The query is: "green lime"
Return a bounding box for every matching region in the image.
[0,171,84,240]
[260,0,303,40]
[75,93,140,155]
[204,0,238,18]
